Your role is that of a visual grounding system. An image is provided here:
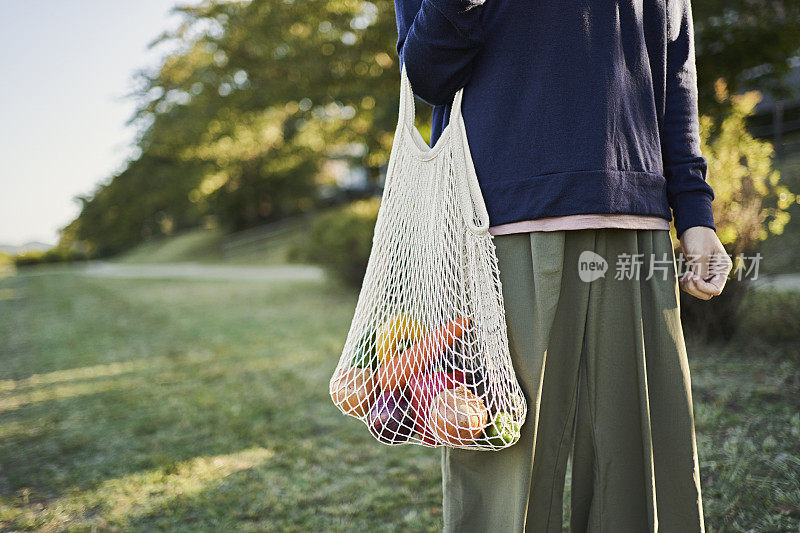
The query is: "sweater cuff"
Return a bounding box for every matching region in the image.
[672,191,715,238]
[424,0,485,43]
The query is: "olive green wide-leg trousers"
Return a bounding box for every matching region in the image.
[442,229,704,532]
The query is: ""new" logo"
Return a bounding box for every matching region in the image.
[578,251,608,282]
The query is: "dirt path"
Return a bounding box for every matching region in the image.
[65,261,800,291]
[79,261,325,282]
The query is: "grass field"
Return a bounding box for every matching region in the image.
[1,270,799,531]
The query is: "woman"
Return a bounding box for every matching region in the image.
[394,0,732,531]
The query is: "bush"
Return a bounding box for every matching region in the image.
[13,248,89,268]
[680,86,795,341]
[738,288,800,345]
[299,198,380,286]
[701,87,794,256]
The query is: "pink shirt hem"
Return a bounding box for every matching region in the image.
[488,214,671,236]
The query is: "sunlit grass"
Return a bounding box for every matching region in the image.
[0,270,797,531]
[9,447,276,530]
[0,359,150,392]
[0,379,130,413]
[0,253,15,281]
[0,288,18,301]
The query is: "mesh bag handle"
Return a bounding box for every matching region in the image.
[329,64,527,451]
[396,66,490,235]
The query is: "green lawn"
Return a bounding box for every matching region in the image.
[1,270,798,531]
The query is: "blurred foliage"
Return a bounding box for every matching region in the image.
[62,0,403,256]
[680,279,746,341]
[297,197,380,285]
[681,85,795,340]
[12,248,89,268]
[0,253,14,280]
[693,0,800,110]
[61,156,207,257]
[58,0,800,257]
[702,83,795,256]
[759,137,800,274]
[739,289,800,346]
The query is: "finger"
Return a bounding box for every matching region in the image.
[693,278,722,297]
[707,255,733,279]
[679,275,700,298]
[696,259,710,281]
[683,265,723,298]
[680,270,704,288]
[691,274,719,298]
[680,276,714,300]
[683,253,704,279]
[679,271,696,292]
[698,273,727,295]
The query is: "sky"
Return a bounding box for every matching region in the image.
[0,1,198,247]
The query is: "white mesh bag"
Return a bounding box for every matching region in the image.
[329,65,526,450]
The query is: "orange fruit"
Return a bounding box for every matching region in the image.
[330,367,376,418]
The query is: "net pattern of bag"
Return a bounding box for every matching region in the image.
[329,65,527,450]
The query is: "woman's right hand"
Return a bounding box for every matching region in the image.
[678,226,733,300]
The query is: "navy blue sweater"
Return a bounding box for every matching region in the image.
[394,0,715,237]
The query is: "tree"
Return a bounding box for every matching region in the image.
[134,0,402,229]
[62,0,800,256]
[62,0,408,252]
[693,0,800,109]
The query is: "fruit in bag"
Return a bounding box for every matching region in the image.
[351,328,378,371]
[429,385,488,445]
[330,367,376,418]
[375,314,424,364]
[407,371,466,446]
[377,317,470,391]
[368,391,414,444]
[330,69,526,449]
[483,412,521,446]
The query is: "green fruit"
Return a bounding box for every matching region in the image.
[483,412,521,447]
[351,329,378,371]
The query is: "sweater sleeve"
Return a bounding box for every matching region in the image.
[662,0,716,238]
[394,0,485,106]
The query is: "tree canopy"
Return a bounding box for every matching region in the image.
[61,0,800,256]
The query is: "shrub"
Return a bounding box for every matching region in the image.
[701,86,794,256]
[300,198,380,286]
[680,277,747,341]
[680,85,795,341]
[13,248,89,268]
[738,288,800,345]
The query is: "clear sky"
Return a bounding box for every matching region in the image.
[0,1,197,247]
